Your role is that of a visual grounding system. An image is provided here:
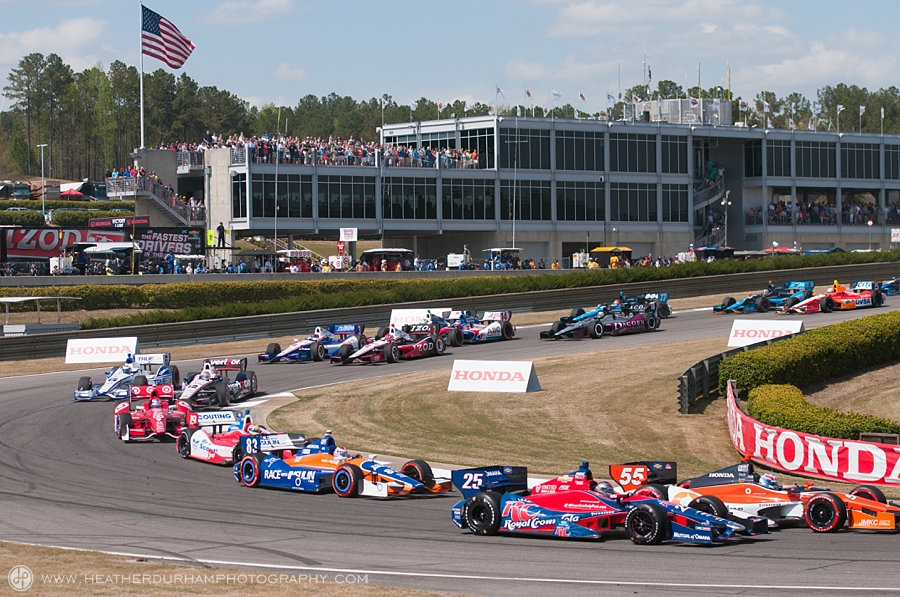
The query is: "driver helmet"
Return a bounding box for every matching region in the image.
[613,299,621,305]
[149,398,161,409]
[759,473,780,490]
[334,446,350,461]
[315,326,323,336]
[247,424,262,435]
[594,480,614,494]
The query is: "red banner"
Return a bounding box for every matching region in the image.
[3,229,126,259]
[726,380,900,487]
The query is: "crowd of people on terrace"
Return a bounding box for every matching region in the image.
[104,165,204,220]
[159,132,482,169]
[745,198,900,226]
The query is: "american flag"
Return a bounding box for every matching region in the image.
[142,6,194,69]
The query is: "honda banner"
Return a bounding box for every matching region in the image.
[727,319,804,347]
[65,337,139,364]
[725,380,900,486]
[448,360,541,393]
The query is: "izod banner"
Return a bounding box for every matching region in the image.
[725,380,900,486]
[448,360,541,393]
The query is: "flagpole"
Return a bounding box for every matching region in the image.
[139,2,145,149]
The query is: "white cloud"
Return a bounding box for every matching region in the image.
[0,17,107,70]
[242,95,264,108]
[274,62,306,81]
[202,0,307,26]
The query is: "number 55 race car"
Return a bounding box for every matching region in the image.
[180,358,258,408]
[73,353,180,402]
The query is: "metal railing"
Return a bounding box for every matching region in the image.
[106,177,206,224]
[693,176,725,210]
[229,145,479,170]
[176,151,205,170]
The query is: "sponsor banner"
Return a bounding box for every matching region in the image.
[65,337,139,364]
[448,360,541,393]
[728,319,804,347]
[134,353,169,366]
[339,227,358,242]
[892,229,900,243]
[133,228,204,259]
[88,215,151,229]
[196,411,237,425]
[725,380,900,486]
[390,308,452,327]
[3,229,126,260]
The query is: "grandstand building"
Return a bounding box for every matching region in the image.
[117,106,900,262]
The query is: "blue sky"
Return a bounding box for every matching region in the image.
[0,0,896,111]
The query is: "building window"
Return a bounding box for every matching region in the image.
[841,143,880,179]
[442,179,495,220]
[886,145,900,180]
[661,135,688,174]
[795,141,836,178]
[231,173,247,219]
[609,133,656,173]
[459,128,495,168]
[556,130,604,171]
[744,140,762,177]
[317,175,375,219]
[499,128,550,170]
[662,184,688,222]
[500,180,551,220]
[250,173,312,218]
[557,180,605,221]
[610,182,657,222]
[766,140,791,177]
[383,177,437,219]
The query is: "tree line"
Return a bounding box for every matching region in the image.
[3,52,900,182]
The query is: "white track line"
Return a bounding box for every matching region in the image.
[8,542,898,592]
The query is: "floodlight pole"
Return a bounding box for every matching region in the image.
[37,144,48,216]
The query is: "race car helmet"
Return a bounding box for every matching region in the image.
[334,446,350,461]
[594,480,614,494]
[315,326,323,336]
[759,473,780,490]
[247,424,262,435]
[150,398,161,409]
[613,299,621,305]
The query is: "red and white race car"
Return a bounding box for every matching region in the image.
[113,382,189,442]
[176,409,308,465]
[333,323,446,364]
[180,358,258,408]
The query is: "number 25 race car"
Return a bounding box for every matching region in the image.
[73,353,180,402]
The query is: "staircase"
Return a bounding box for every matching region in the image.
[693,174,727,248]
[106,177,206,227]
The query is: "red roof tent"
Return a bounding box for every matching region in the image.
[59,188,83,198]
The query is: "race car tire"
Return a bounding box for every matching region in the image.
[239,454,264,487]
[183,373,198,389]
[501,321,514,340]
[216,381,229,407]
[646,316,659,331]
[721,297,736,309]
[332,464,364,497]
[570,307,586,319]
[357,334,368,349]
[549,321,563,339]
[783,296,799,311]
[177,430,195,459]
[401,459,435,488]
[873,291,884,307]
[337,344,352,364]
[375,326,389,340]
[448,328,464,347]
[820,296,835,313]
[237,371,259,396]
[804,492,847,533]
[171,365,181,387]
[638,484,668,500]
[384,343,400,363]
[132,375,149,387]
[849,484,887,504]
[588,320,604,339]
[116,413,133,441]
[658,303,672,318]
[756,296,771,313]
[311,341,325,361]
[77,376,92,391]
[688,495,729,519]
[266,343,281,356]
[626,502,669,545]
[232,443,245,464]
[463,492,501,535]
[433,336,446,356]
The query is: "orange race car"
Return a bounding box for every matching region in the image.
[610,460,900,533]
[825,280,885,310]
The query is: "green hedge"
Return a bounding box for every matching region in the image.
[718,311,900,394]
[49,210,132,228]
[0,199,132,211]
[747,384,900,439]
[0,211,46,227]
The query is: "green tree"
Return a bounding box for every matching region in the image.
[4,53,47,175]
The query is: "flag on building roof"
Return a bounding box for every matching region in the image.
[789,119,797,130]
[739,99,748,111]
[690,97,699,107]
[633,95,641,104]
[543,106,550,116]
[607,92,615,104]
[142,5,194,69]
[860,105,866,116]
[410,101,418,111]
[525,88,532,100]
[465,101,473,112]
[813,103,821,115]
[496,85,505,99]
[791,102,797,114]
[599,109,608,118]
[579,92,586,103]
[551,89,562,101]
[767,117,774,128]
[381,98,389,108]
[881,107,886,119]
[808,119,815,131]
[763,101,770,113]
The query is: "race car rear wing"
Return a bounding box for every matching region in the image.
[850,281,879,292]
[204,357,247,372]
[238,433,307,454]
[187,410,239,429]
[637,292,670,303]
[402,323,440,337]
[134,353,171,367]
[482,310,512,322]
[451,465,529,499]
[324,324,364,337]
[608,461,678,491]
[783,280,815,292]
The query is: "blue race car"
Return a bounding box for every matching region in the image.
[258,324,366,363]
[714,280,814,314]
[876,278,900,295]
[451,462,766,545]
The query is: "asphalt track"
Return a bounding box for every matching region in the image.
[2,305,900,596]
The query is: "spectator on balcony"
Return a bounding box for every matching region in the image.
[216,222,226,248]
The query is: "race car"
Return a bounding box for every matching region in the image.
[443,310,516,343]
[73,353,180,402]
[176,409,308,465]
[234,431,452,498]
[112,381,188,442]
[540,304,659,340]
[714,281,814,314]
[333,323,446,364]
[451,462,763,545]
[179,358,258,408]
[617,460,900,533]
[611,291,672,318]
[826,280,885,310]
[877,278,900,295]
[777,292,836,314]
[257,324,367,363]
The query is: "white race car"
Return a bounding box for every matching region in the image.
[73,353,180,402]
